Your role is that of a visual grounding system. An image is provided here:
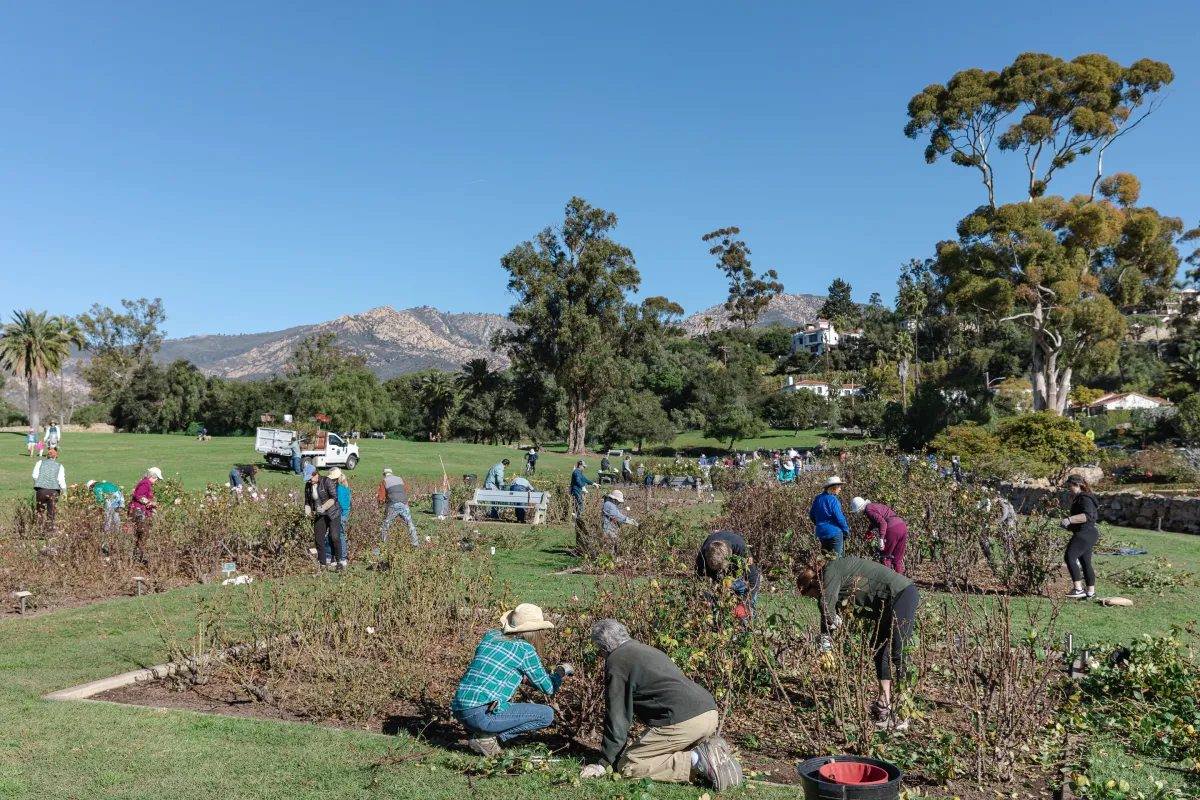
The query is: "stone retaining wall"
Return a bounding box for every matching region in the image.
[1002,483,1200,534]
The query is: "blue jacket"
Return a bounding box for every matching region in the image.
[570,468,594,497]
[337,485,351,516]
[809,492,849,539]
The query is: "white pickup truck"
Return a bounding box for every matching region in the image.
[255,427,360,471]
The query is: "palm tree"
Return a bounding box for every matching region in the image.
[0,310,78,431]
[1169,351,1200,392]
[455,358,494,395]
[419,371,458,437]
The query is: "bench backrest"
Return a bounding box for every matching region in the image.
[472,489,548,505]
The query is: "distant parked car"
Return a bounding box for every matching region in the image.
[367,432,386,439]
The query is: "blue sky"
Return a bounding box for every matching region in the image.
[3,1,1197,338]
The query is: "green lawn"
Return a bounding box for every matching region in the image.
[2,431,1198,798]
[0,432,586,504]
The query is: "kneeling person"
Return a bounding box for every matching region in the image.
[452,604,573,756]
[579,620,742,790]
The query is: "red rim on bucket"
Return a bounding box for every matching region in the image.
[818,762,889,785]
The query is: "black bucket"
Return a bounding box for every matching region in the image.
[797,756,903,800]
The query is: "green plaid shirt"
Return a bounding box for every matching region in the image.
[452,630,561,712]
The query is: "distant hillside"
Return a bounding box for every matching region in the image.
[156,306,515,379]
[680,293,826,336]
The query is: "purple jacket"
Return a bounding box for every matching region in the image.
[864,503,906,538]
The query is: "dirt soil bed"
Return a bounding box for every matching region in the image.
[96,676,1060,799]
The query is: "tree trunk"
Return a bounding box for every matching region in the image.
[567,393,589,455]
[27,376,40,431]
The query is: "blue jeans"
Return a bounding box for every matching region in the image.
[572,493,584,518]
[454,702,555,743]
[819,533,844,557]
[103,506,121,533]
[230,470,242,490]
[291,456,301,475]
[382,502,419,546]
[732,575,761,620]
[325,514,349,562]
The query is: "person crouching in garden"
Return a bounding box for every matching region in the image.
[577,619,742,790]
[796,556,918,730]
[303,465,343,568]
[1062,474,1100,600]
[809,475,849,556]
[601,490,637,551]
[229,463,258,494]
[451,604,573,757]
[87,479,124,535]
[695,530,761,621]
[850,497,908,575]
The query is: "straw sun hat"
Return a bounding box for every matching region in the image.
[500,603,555,634]
[823,475,844,488]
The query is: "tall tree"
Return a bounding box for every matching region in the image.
[417,371,457,438]
[935,198,1127,413]
[77,298,167,403]
[905,53,1173,207]
[0,310,80,432]
[497,197,640,454]
[702,227,783,329]
[285,332,367,380]
[456,358,496,395]
[818,279,857,324]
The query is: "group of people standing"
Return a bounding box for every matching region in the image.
[302,464,421,569]
[23,421,61,457]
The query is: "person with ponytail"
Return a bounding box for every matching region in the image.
[1062,474,1100,600]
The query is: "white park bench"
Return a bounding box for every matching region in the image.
[463,489,551,525]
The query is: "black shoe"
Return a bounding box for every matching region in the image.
[1065,588,1087,600]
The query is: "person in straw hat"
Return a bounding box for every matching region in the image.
[601,489,638,547]
[808,475,849,557]
[452,604,575,756]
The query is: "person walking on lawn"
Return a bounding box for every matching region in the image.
[524,447,538,476]
[695,530,761,621]
[1062,474,1100,600]
[32,449,66,527]
[377,468,419,547]
[851,497,908,575]
[87,479,124,534]
[130,467,162,561]
[483,458,510,519]
[25,427,38,457]
[303,464,343,568]
[289,434,303,475]
[45,420,61,451]
[570,460,594,519]
[796,556,918,731]
[452,604,574,756]
[601,490,638,549]
[809,476,849,556]
[578,620,742,790]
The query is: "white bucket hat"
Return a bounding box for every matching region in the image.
[608,490,625,503]
[86,480,97,489]
[147,467,163,480]
[851,497,868,514]
[499,603,555,634]
[823,475,844,488]
[382,468,393,475]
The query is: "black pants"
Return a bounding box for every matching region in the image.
[873,585,919,681]
[35,488,59,525]
[1065,529,1098,585]
[314,515,343,563]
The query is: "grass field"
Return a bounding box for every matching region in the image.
[2,434,1198,798]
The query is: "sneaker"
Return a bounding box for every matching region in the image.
[870,702,910,731]
[693,736,743,790]
[467,736,502,757]
[1085,591,1096,599]
[337,560,347,571]
[1065,588,1087,600]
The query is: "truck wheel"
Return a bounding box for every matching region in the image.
[345,455,359,471]
[301,456,313,470]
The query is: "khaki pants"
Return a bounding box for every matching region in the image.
[616,709,719,783]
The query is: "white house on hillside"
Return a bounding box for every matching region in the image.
[778,377,866,398]
[1073,391,1172,417]
[791,320,840,354]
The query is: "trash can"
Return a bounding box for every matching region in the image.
[797,756,902,800]
[432,492,449,517]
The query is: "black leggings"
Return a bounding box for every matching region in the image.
[314,515,343,564]
[874,585,919,681]
[1065,529,1098,586]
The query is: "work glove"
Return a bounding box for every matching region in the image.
[556,663,576,677]
[1059,518,1072,529]
[579,764,607,779]
[819,651,837,672]
[627,519,638,527]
